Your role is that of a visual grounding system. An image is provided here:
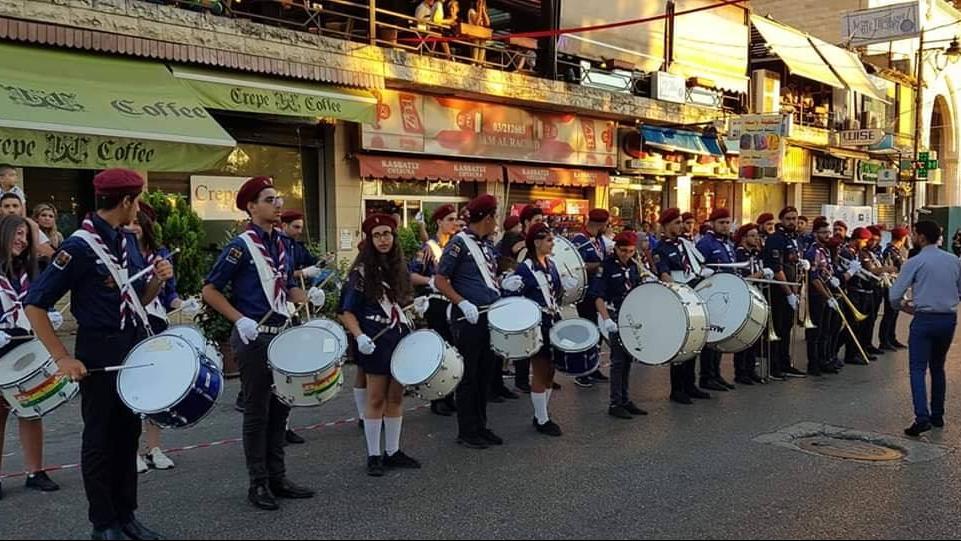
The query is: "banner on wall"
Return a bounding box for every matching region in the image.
[731,114,791,183]
[191,175,249,221]
[822,204,875,230]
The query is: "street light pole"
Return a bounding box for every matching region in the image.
[912,29,924,221]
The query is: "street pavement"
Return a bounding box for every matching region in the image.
[2,318,961,539]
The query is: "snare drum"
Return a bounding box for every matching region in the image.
[268,325,344,407]
[487,297,543,360]
[303,318,349,363]
[160,325,222,371]
[391,330,464,400]
[0,340,78,419]
[616,282,709,366]
[694,273,769,353]
[550,318,600,377]
[118,335,223,429]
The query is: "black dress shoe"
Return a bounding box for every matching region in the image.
[497,387,520,400]
[384,450,422,469]
[669,393,693,405]
[879,343,897,352]
[734,376,755,386]
[866,346,884,355]
[479,428,504,445]
[589,370,610,382]
[120,517,162,541]
[845,358,869,366]
[700,379,728,392]
[269,478,315,499]
[868,355,878,362]
[285,429,306,445]
[430,401,455,416]
[892,340,908,349]
[783,367,808,378]
[769,372,786,381]
[573,376,594,388]
[534,418,563,436]
[716,376,735,390]
[749,374,764,384]
[905,421,933,437]
[623,401,648,416]
[821,365,839,374]
[932,417,945,428]
[687,388,712,400]
[456,435,489,449]
[91,526,127,540]
[608,404,635,418]
[551,382,562,390]
[234,391,245,413]
[25,471,60,492]
[248,485,279,510]
[367,455,386,477]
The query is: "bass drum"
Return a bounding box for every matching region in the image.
[693,273,769,353]
[517,235,587,306]
[616,282,709,366]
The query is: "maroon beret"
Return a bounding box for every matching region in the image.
[757,213,775,225]
[520,204,543,223]
[659,207,682,225]
[852,227,871,240]
[362,213,397,236]
[682,212,695,222]
[734,223,758,244]
[614,231,638,247]
[235,176,274,211]
[503,215,520,231]
[431,204,457,224]
[138,202,157,223]
[867,226,882,237]
[465,194,498,223]
[812,218,830,231]
[93,169,144,196]
[280,210,304,224]
[779,206,798,219]
[526,222,552,245]
[892,227,909,240]
[709,208,731,221]
[588,209,610,223]
[834,220,848,230]
[798,215,809,222]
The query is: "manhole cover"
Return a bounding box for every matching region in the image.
[796,436,905,462]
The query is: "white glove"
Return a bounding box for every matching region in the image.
[561,276,578,291]
[787,294,799,311]
[414,211,425,224]
[308,287,326,307]
[829,277,841,289]
[846,260,862,275]
[458,300,479,324]
[602,318,618,335]
[501,274,523,292]
[413,296,430,316]
[301,265,322,279]
[762,268,775,280]
[800,259,812,272]
[180,298,202,317]
[235,317,259,345]
[0,331,10,348]
[828,298,840,312]
[699,267,715,278]
[48,311,64,331]
[428,276,438,293]
[357,334,376,355]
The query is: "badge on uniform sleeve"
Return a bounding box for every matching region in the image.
[450,243,462,257]
[226,247,243,264]
[772,250,781,259]
[52,251,72,270]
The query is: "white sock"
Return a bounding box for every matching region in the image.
[384,416,403,456]
[364,417,383,457]
[532,392,549,424]
[353,388,367,420]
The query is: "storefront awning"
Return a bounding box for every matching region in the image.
[0,43,235,171]
[506,166,610,187]
[173,66,378,123]
[751,16,845,89]
[358,155,502,183]
[641,127,722,156]
[809,37,888,103]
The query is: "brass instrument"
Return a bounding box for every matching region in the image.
[836,287,869,323]
[815,277,870,364]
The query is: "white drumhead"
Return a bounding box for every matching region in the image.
[161,325,207,352]
[119,335,198,414]
[618,283,689,365]
[268,326,339,375]
[488,297,541,332]
[694,273,752,343]
[0,340,49,386]
[391,330,445,385]
[304,318,348,356]
[550,318,600,352]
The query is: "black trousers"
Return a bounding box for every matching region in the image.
[770,291,795,374]
[451,307,494,438]
[425,298,456,407]
[844,290,874,361]
[232,330,290,485]
[76,327,143,530]
[806,293,839,372]
[733,341,758,379]
[699,348,722,382]
[670,358,697,394]
[576,298,605,378]
[879,288,901,346]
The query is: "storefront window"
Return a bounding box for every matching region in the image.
[221,145,305,212]
[691,180,735,223]
[742,183,786,223]
[362,179,474,227]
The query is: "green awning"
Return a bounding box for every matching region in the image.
[0,43,236,172]
[172,66,378,123]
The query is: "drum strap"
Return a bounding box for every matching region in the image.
[0,272,30,331]
[426,239,443,264]
[144,251,167,323]
[73,229,151,330]
[456,232,499,293]
[239,230,291,319]
[524,259,558,314]
[680,238,704,275]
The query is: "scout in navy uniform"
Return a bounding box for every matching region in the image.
[569,208,612,388]
[879,227,910,350]
[591,230,649,419]
[833,220,849,242]
[653,208,712,405]
[202,176,319,511]
[865,225,895,355]
[409,203,461,416]
[25,169,173,541]
[280,210,331,284]
[837,228,876,365]
[695,208,737,392]
[508,223,580,435]
[761,206,808,380]
[803,218,843,376]
[732,223,771,384]
[757,212,776,246]
[681,211,697,242]
[340,213,426,477]
[509,204,546,397]
[434,194,505,450]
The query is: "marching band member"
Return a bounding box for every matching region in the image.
[803,218,842,376]
[833,220,849,241]
[733,223,769,384]
[592,230,648,418]
[202,176,316,511]
[879,227,909,350]
[569,208,612,388]
[761,207,807,380]
[838,228,875,365]
[25,169,172,540]
[340,214,424,477]
[496,215,523,275]
[865,226,895,355]
[510,205,546,396]
[409,204,461,417]
[758,213,777,244]
[695,208,736,391]
[511,223,578,435]
[682,212,697,242]
[434,194,505,450]
[654,208,712,404]
[0,215,60,500]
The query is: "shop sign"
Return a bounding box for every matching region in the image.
[843,2,920,48]
[731,114,790,183]
[877,168,898,187]
[812,153,854,179]
[822,204,874,230]
[854,160,884,183]
[838,129,885,147]
[190,175,249,221]
[876,192,896,205]
[506,166,610,187]
[358,155,502,183]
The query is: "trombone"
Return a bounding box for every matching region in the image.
[815,277,871,364]
[798,266,816,330]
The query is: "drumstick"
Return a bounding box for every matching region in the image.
[87,363,155,374]
[127,248,181,284]
[454,302,509,322]
[370,303,417,341]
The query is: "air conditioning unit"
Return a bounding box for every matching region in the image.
[750,69,781,114]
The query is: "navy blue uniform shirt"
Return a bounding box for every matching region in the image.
[762,228,800,278]
[436,230,501,307]
[588,255,643,313]
[513,257,564,311]
[696,231,736,272]
[653,237,690,276]
[570,230,605,265]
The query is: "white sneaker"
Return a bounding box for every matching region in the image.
[136,454,149,474]
[147,448,175,470]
